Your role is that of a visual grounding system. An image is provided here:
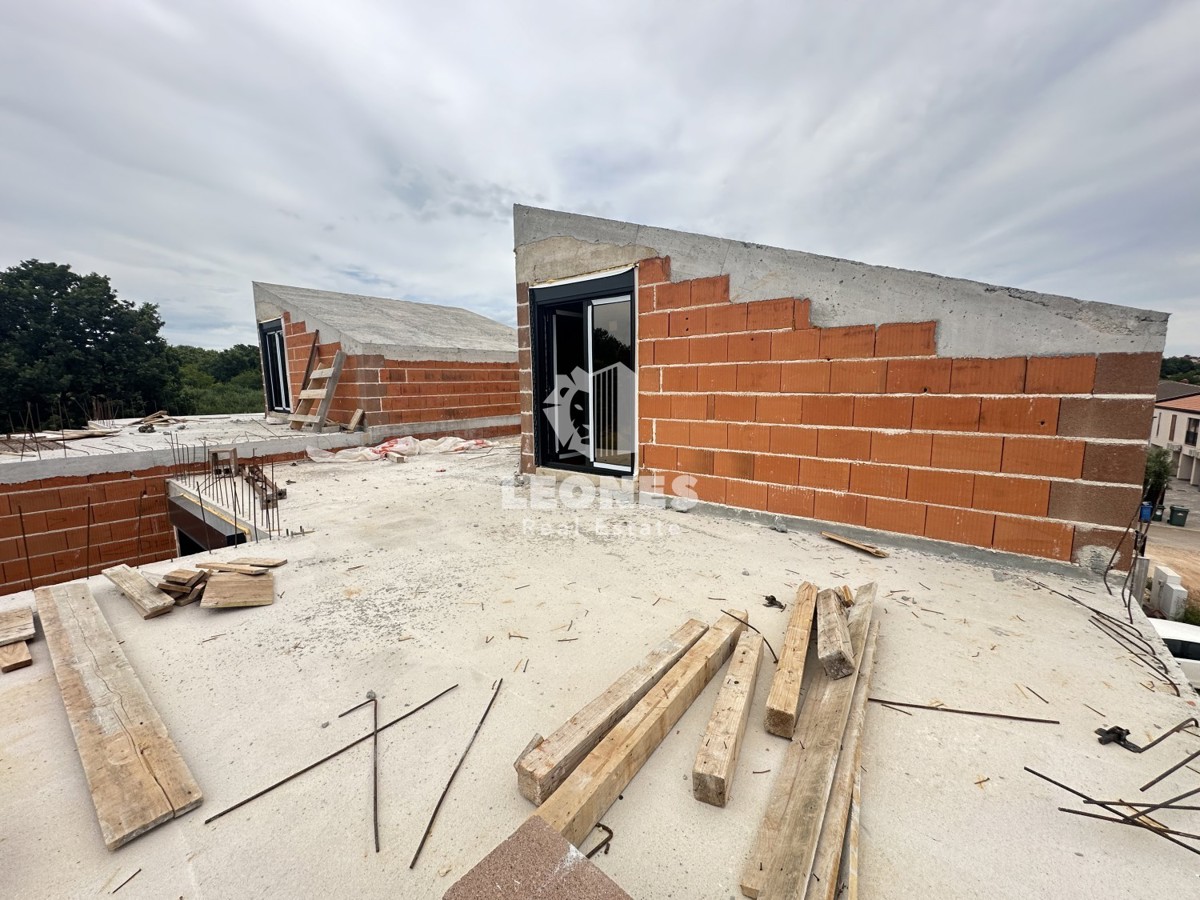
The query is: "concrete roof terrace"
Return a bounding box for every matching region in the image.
[2,438,1198,898]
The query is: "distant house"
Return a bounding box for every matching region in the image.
[1150,391,1200,484]
[1157,380,1200,403]
[252,282,519,439]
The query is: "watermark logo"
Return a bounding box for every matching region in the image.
[542,362,635,456]
[542,366,592,454]
[502,473,698,539]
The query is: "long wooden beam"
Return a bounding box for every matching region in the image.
[741,593,875,898]
[693,630,763,807]
[805,620,876,899]
[759,621,879,898]
[35,583,202,849]
[534,610,746,847]
[101,565,174,619]
[516,618,708,805]
[765,583,817,737]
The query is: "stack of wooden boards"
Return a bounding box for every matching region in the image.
[102,557,285,614]
[0,605,37,672]
[34,582,202,849]
[744,582,876,899]
[449,580,878,900]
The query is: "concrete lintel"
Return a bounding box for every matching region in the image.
[514,205,1169,359]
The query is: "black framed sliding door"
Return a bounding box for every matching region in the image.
[531,270,636,475]
[258,319,292,413]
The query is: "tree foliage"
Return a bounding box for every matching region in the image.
[0,260,181,430]
[1161,356,1200,384]
[1144,446,1174,504]
[171,344,263,415]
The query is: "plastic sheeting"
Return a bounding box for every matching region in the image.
[306,435,493,462]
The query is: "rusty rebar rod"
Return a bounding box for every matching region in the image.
[409,679,503,868]
[339,691,380,853]
[205,683,457,825]
[1025,767,1200,857]
[868,699,1058,725]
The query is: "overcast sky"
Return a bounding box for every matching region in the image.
[1,1,1196,354]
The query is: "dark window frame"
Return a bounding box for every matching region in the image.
[529,270,637,477]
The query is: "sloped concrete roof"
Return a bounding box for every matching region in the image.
[514,205,1169,359]
[253,282,517,363]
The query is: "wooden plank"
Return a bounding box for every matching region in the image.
[200,572,274,608]
[693,630,763,807]
[816,588,855,679]
[226,557,287,568]
[298,388,328,400]
[163,568,205,587]
[195,562,268,576]
[101,565,174,619]
[845,775,861,900]
[805,623,875,900]
[756,613,878,899]
[0,606,35,646]
[308,366,335,380]
[347,408,364,432]
[0,640,32,672]
[741,597,875,898]
[516,618,709,805]
[534,611,746,847]
[765,583,818,737]
[287,413,321,424]
[176,584,205,607]
[35,583,202,849]
[819,531,888,558]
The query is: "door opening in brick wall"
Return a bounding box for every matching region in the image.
[531,270,636,475]
[259,318,292,413]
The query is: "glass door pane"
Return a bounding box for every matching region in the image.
[590,296,633,470]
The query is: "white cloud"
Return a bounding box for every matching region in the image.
[0,0,1195,354]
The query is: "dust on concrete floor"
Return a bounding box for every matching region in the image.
[2,437,1198,899]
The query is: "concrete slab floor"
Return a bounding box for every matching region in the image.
[0,414,300,464]
[2,438,1199,899]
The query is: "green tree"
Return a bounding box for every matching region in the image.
[0,260,181,430]
[1144,446,1173,505]
[1161,356,1200,383]
[171,343,263,415]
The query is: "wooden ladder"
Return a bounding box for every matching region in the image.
[288,349,345,432]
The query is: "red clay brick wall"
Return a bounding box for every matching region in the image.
[0,449,317,597]
[0,468,175,596]
[281,312,519,433]
[634,257,1154,566]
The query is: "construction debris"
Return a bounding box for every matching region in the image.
[816,587,855,679]
[742,589,876,898]
[0,641,33,672]
[693,631,763,807]
[516,618,707,805]
[101,565,174,619]
[200,572,275,608]
[820,531,889,558]
[411,679,504,868]
[206,684,458,825]
[0,607,35,646]
[534,611,746,847]
[765,583,818,738]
